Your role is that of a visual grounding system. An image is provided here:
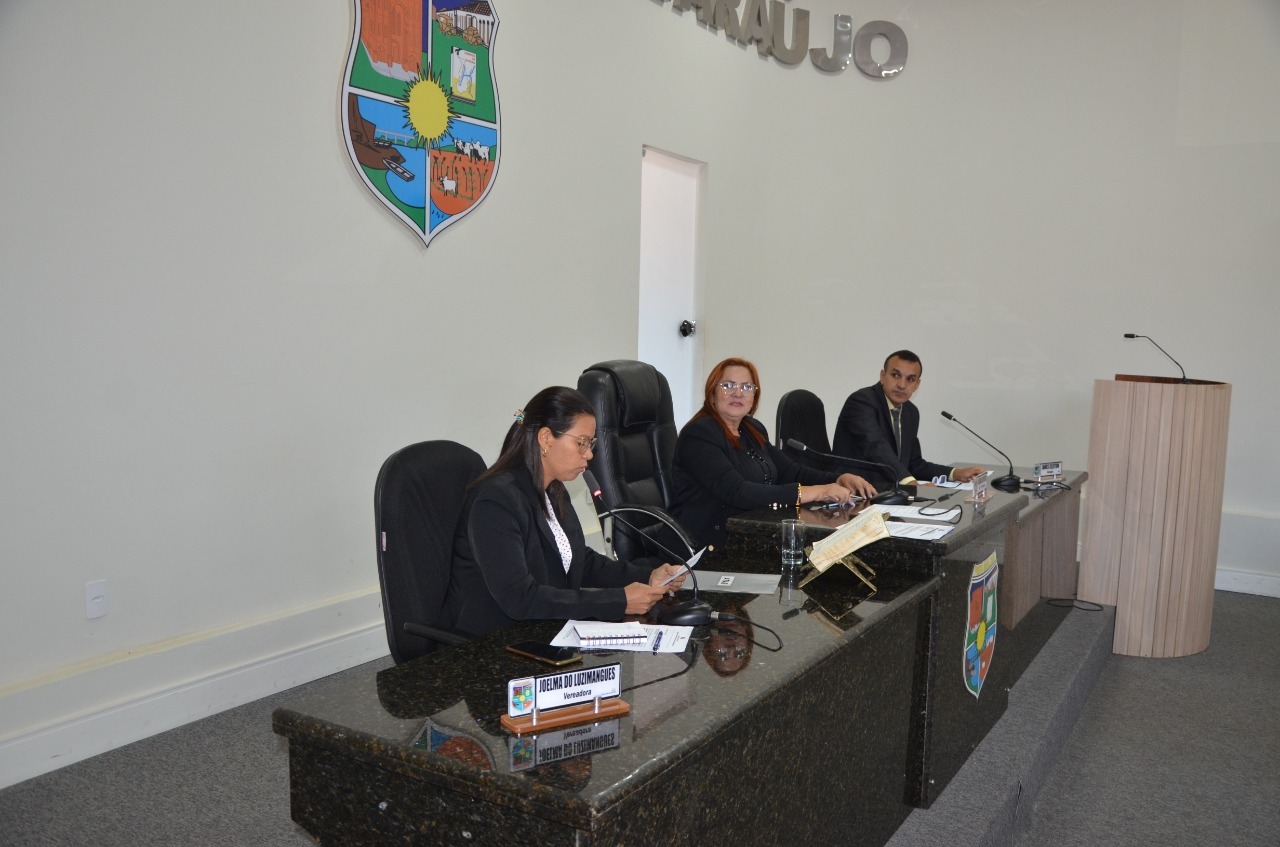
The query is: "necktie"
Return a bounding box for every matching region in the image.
[890,407,902,454]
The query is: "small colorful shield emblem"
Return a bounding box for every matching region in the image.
[508,678,534,716]
[342,1,501,246]
[963,552,999,699]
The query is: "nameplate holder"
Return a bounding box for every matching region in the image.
[1032,460,1063,482]
[966,470,993,503]
[501,663,630,735]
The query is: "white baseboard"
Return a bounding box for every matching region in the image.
[0,590,389,789]
[1215,509,1280,598]
[1214,568,1280,598]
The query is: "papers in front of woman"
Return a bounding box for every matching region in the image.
[884,521,954,541]
[872,503,949,521]
[870,504,956,540]
[552,620,692,653]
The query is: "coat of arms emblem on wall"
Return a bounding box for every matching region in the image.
[342,2,500,246]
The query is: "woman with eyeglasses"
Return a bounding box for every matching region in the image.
[446,386,686,638]
[670,358,877,549]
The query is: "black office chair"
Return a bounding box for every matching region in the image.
[374,440,485,664]
[577,360,695,562]
[775,389,832,469]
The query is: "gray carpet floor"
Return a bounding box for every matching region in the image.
[1017,590,1279,847]
[0,659,393,847]
[1,590,1275,846]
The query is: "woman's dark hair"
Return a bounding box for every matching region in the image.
[476,386,596,515]
[689,357,765,450]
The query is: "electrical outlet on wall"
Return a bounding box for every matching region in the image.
[85,579,108,619]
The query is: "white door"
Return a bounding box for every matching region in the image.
[638,146,705,427]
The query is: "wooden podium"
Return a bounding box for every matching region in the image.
[1078,375,1231,657]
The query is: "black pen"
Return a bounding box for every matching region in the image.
[651,631,663,654]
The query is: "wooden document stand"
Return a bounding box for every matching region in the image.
[1078,375,1231,657]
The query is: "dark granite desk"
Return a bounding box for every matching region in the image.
[725,485,1030,808]
[274,569,940,846]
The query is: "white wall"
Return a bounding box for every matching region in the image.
[1,0,1276,786]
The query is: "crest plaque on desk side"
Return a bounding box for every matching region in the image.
[963,551,999,699]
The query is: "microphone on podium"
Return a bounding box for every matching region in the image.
[1123,333,1188,383]
[784,439,913,505]
[581,470,713,626]
[939,412,1021,492]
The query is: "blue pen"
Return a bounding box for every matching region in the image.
[811,498,862,511]
[651,631,663,654]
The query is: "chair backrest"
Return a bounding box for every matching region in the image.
[577,360,679,560]
[374,440,486,664]
[775,389,831,468]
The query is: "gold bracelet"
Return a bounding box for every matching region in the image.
[796,483,802,506]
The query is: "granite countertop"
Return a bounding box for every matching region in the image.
[727,485,1029,559]
[273,565,938,829]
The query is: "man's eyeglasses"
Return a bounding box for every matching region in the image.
[557,433,597,454]
[717,381,758,394]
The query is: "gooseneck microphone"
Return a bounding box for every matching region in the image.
[784,439,912,505]
[939,412,1021,492]
[1123,333,1188,383]
[582,471,713,626]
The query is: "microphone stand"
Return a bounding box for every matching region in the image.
[597,506,696,559]
[1124,333,1188,383]
[582,471,712,626]
[784,439,914,506]
[939,412,1021,492]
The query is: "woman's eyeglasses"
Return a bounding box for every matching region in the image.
[717,381,758,394]
[557,433,597,454]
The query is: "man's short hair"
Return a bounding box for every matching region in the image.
[883,349,922,373]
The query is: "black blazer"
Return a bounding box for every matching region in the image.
[832,383,952,488]
[671,415,834,549]
[445,469,653,638]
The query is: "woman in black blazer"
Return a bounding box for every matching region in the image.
[670,358,877,549]
[447,386,686,638]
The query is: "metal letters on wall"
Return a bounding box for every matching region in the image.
[659,0,908,79]
[342,1,502,246]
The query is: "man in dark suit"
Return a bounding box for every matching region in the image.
[832,350,985,491]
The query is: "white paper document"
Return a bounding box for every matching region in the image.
[692,571,781,594]
[551,620,692,653]
[659,546,707,586]
[885,521,955,541]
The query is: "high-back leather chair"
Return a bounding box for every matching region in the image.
[577,360,694,562]
[775,389,831,469]
[374,440,485,664]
